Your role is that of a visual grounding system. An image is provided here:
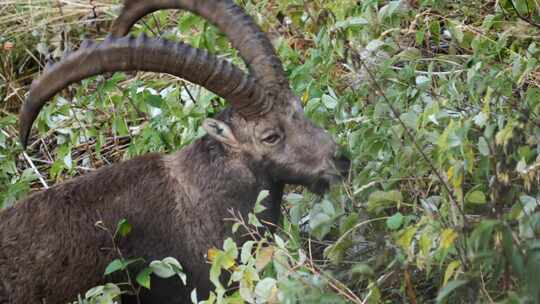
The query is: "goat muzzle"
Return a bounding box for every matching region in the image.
[308,152,351,195]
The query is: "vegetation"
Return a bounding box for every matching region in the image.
[1,0,540,303]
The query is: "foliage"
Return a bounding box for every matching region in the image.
[1,0,540,303]
[73,219,188,304]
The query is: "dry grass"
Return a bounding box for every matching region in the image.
[0,0,119,111]
[0,0,118,38]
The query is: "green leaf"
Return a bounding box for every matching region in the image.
[447,20,464,43]
[322,94,338,109]
[395,47,422,61]
[309,212,332,240]
[378,1,402,19]
[401,111,418,129]
[429,20,441,45]
[415,75,431,88]
[478,137,490,156]
[443,261,461,286]
[369,190,402,204]
[351,263,374,278]
[333,17,369,30]
[85,285,105,299]
[112,116,129,136]
[466,190,486,205]
[366,39,385,51]
[145,93,164,108]
[436,280,468,303]
[163,257,183,271]
[150,260,176,278]
[116,218,132,237]
[469,220,499,251]
[339,212,359,235]
[104,258,139,276]
[525,240,540,302]
[254,278,277,301]
[85,283,122,301]
[241,241,255,264]
[324,238,351,265]
[368,190,403,213]
[274,234,286,249]
[162,257,187,285]
[104,259,124,275]
[520,195,539,215]
[223,238,238,259]
[482,14,497,30]
[254,190,269,214]
[136,267,153,289]
[386,212,404,230]
[191,289,198,304]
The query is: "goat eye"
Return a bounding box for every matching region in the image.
[262,134,281,145]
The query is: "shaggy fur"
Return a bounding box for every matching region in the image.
[1,0,350,301]
[0,113,282,303]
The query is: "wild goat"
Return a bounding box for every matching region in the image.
[0,0,350,303]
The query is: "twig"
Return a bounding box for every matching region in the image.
[350,53,464,222]
[95,220,142,304]
[275,246,364,303]
[350,51,471,270]
[182,82,198,105]
[151,14,162,35]
[141,19,159,37]
[89,0,101,33]
[29,157,95,172]
[22,151,49,189]
[332,217,388,249]
[479,270,495,303]
[504,0,540,29]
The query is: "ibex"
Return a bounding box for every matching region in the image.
[0,1,350,303]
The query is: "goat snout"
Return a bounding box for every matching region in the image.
[308,152,350,195]
[332,152,351,178]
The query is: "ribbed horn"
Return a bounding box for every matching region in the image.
[20,34,271,148]
[111,0,289,95]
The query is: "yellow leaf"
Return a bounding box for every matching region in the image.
[207,248,220,263]
[221,255,236,270]
[451,167,463,190]
[440,228,458,250]
[443,260,461,286]
[397,227,418,251]
[302,90,309,104]
[208,248,236,270]
[256,246,274,271]
[447,166,454,182]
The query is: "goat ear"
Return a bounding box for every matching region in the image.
[203,118,240,148]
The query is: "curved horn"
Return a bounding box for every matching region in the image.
[20,34,271,148]
[111,0,288,94]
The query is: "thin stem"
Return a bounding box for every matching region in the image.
[350,52,470,270]
[22,151,49,189]
[503,0,540,29]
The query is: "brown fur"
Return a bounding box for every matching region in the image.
[0,110,282,303]
[1,1,351,298]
